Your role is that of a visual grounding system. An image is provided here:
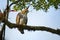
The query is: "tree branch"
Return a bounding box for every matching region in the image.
[9,0,20,7]
[2,18,60,35]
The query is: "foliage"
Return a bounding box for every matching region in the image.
[0,0,60,40]
[9,0,60,11]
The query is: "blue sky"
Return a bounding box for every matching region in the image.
[0,0,60,40]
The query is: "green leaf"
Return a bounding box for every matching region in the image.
[10,0,60,12]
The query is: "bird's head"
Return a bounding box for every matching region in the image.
[21,6,29,15]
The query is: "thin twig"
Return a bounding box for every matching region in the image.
[9,0,20,7]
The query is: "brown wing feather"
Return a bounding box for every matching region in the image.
[16,14,20,25]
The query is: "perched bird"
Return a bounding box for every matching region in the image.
[16,6,29,34]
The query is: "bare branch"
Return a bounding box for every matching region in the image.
[2,18,60,35]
